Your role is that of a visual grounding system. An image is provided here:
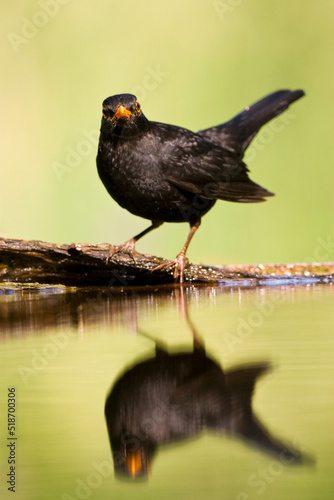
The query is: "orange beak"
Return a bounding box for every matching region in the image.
[114,105,133,120]
[126,449,144,478]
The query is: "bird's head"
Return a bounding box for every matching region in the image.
[100,93,149,139]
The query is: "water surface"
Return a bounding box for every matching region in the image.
[0,283,333,499]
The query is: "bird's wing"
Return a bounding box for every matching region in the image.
[152,123,273,202]
[169,369,224,405]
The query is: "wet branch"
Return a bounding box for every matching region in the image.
[0,237,333,287]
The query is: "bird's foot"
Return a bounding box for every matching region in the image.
[106,238,141,264]
[152,251,189,283]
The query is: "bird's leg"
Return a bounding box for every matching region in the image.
[152,220,201,283]
[106,221,163,263]
[176,286,205,351]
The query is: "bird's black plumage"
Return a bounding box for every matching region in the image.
[105,340,305,480]
[97,90,305,281]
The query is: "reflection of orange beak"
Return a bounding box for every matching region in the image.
[126,449,144,478]
[114,105,133,120]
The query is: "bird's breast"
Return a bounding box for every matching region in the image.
[98,139,189,222]
[96,132,215,223]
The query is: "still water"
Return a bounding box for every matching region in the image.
[0,283,333,500]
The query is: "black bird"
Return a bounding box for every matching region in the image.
[105,337,305,480]
[97,90,305,282]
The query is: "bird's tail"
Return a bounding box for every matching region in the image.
[198,89,305,158]
[225,362,309,464]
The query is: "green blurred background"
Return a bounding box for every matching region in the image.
[1,1,333,265]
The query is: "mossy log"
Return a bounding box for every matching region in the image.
[0,237,333,287]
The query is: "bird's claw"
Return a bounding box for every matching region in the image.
[152,252,189,283]
[106,238,140,264]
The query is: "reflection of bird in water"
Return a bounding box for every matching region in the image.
[105,333,305,480]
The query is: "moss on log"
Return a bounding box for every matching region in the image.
[0,237,333,287]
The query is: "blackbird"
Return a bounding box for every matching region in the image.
[105,337,305,480]
[97,89,305,282]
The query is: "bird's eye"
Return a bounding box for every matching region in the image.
[102,109,108,119]
[134,101,141,113]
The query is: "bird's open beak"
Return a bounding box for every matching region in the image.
[114,105,133,120]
